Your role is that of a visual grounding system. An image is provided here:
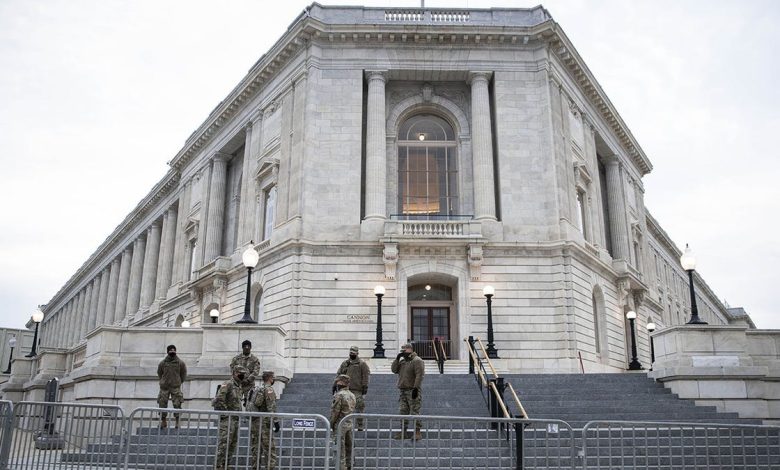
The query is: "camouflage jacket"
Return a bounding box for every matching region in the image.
[336,358,370,391]
[213,378,242,411]
[330,388,356,430]
[230,353,262,386]
[157,355,187,388]
[248,382,277,413]
[391,352,425,390]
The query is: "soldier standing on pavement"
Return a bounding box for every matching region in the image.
[391,343,425,440]
[230,339,262,403]
[213,365,245,470]
[336,346,370,430]
[157,344,187,429]
[249,371,279,470]
[331,374,356,470]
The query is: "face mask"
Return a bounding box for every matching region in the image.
[168,352,176,357]
[349,354,357,360]
[403,351,411,358]
[237,374,246,381]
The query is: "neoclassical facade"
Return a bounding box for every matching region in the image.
[17,5,754,403]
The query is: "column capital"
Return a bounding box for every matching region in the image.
[468,71,493,85]
[365,70,388,82]
[212,151,231,163]
[602,153,621,166]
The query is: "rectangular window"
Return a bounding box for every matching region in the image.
[576,190,587,238]
[188,241,197,280]
[263,186,277,241]
[597,159,613,256]
[398,144,458,218]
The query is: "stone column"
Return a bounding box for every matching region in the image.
[96,268,110,328]
[126,236,146,316]
[204,153,229,263]
[194,166,211,270]
[81,282,93,339]
[172,183,192,285]
[87,276,101,332]
[68,295,79,346]
[364,71,388,220]
[114,247,133,323]
[238,120,258,245]
[157,207,177,299]
[104,258,120,325]
[604,156,630,261]
[469,71,497,220]
[140,223,162,309]
[73,292,85,344]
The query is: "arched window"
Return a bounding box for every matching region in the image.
[253,289,265,323]
[174,314,185,327]
[397,115,458,218]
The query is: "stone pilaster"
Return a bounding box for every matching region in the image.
[604,156,630,261]
[203,153,229,263]
[104,258,120,325]
[195,166,211,270]
[126,236,146,316]
[157,207,177,299]
[469,71,497,220]
[81,281,94,339]
[238,119,259,246]
[140,223,161,310]
[114,247,133,323]
[96,268,110,328]
[364,71,388,221]
[73,291,85,344]
[88,276,101,332]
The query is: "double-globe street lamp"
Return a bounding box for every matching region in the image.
[236,244,260,324]
[626,310,643,370]
[4,337,17,374]
[373,286,386,359]
[25,309,44,358]
[680,244,707,325]
[483,286,499,359]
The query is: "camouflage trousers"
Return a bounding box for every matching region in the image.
[337,427,353,470]
[157,385,183,418]
[398,389,422,432]
[250,417,276,469]
[349,390,365,428]
[215,415,239,470]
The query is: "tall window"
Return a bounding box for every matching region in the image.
[187,241,197,280]
[576,190,587,238]
[263,186,277,241]
[597,158,613,256]
[397,115,458,218]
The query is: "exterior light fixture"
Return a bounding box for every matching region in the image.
[680,244,707,325]
[4,336,17,374]
[373,285,386,358]
[482,286,498,358]
[181,320,191,328]
[26,309,44,357]
[417,133,426,141]
[209,308,220,324]
[237,243,260,324]
[646,321,656,368]
[625,310,643,370]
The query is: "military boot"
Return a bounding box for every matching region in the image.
[160,416,168,429]
[174,415,180,429]
[414,430,423,441]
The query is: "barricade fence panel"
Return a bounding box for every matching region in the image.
[335,413,576,469]
[124,407,330,470]
[6,401,124,469]
[0,400,14,469]
[582,421,780,470]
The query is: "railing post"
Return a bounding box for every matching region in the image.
[488,378,498,429]
[515,420,525,470]
[468,336,475,374]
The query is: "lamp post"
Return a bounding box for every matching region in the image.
[680,244,707,325]
[4,337,16,374]
[483,286,498,359]
[26,309,44,358]
[209,308,220,324]
[236,244,260,324]
[626,310,643,370]
[373,285,386,358]
[646,321,656,370]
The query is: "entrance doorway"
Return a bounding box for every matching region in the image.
[407,283,455,360]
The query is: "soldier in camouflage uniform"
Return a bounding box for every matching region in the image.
[230,339,262,403]
[248,370,278,470]
[213,366,245,470]
[391,343,425,440]
[331,374,356,470]
[157,344,187,429]
[336,346,370,430]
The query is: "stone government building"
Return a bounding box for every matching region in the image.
[2,4,760,409]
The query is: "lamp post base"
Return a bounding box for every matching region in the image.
[686,316,708,325]
[372,347,385,359]
[486,346,499,359]
[235,317,258,324]
[628,359,644,371]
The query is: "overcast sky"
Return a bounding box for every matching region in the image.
[1,0,778,331]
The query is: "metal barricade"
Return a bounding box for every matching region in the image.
[335,413,576,469]
[582,420,780,469]
[6,401,125,469]
[124,407,330,469]
[0,400,14,469]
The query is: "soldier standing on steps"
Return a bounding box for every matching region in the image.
[230,339,262,404]
[391,343,425,440]
[157,344,187,429]
[336,345,370,430]
[249,370,279,470]
[213,366,245,470]
[331,374,356,470]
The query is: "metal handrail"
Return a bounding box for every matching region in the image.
[432,340,440,362]
[475,337,499,378]
[464,338,488,386]
[489,381,510,418]
[506,382,528,419]
[438,339,448,361]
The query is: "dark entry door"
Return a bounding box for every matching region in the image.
[411,307,450,359]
